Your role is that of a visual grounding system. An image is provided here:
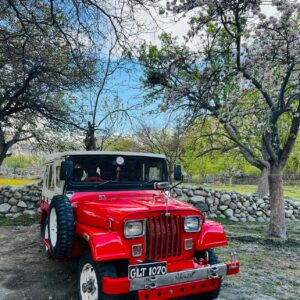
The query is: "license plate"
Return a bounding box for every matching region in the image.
[128,262,167,279]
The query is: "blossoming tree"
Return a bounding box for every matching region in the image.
[139,0,300,238]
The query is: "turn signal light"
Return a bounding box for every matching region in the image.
[132,244,143,257]
[184,238,194,250]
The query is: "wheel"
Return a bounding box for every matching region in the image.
[77,251,118,300]
[188,249,221,300]
[47,195,74,259]
[41,218,52,258]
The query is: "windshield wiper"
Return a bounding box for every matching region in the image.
[95,180,116,187]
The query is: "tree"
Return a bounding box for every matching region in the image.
[0,2,95,164]
[139,1,300,239]
[136,123,185,183]
[0,0,157,159]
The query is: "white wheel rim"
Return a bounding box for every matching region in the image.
[49,208,57,247]
[80,263,98,300]
[44,223,49,252]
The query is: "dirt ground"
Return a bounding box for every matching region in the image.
[0,222,299,300]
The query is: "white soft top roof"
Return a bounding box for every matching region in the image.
[46,151,166,163]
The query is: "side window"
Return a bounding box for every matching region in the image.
[56,166,61,188]
[48,165,54,190]
[44,165,49,188]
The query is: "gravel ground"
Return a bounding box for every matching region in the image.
[0,222,299,300]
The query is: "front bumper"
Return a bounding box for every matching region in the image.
[102,260,239,298]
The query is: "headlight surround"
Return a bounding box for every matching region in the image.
[184,216,201,232]
[124,220,145,238]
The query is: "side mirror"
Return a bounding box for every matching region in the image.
[174,164,182,181]
[60,161,73,181]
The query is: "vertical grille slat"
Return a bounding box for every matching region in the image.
[145,214,182,260]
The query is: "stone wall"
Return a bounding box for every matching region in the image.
[0,184,42,218]
[0,184,300,222]
[173,186,300,222]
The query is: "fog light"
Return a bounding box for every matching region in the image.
[132,244,143,257]
[184,238,194,250]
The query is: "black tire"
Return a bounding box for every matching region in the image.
[188,249,221,300]
[48,195,74,259]
[77,251,118,300]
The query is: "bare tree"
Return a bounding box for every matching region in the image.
[137,122,185,183]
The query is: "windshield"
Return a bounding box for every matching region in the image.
[66,154,168,191]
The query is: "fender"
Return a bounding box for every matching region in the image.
[195,220,228,251]
[76,222,130,262]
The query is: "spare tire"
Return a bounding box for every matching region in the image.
[48,195,74,259]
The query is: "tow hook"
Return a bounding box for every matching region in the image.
[208,266,219,279]
[145,282,158,289]
[230,251,238,269]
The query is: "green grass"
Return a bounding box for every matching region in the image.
[202,183,300,200]
[0,214,39,226]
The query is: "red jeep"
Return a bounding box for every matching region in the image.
[40,151,239,300]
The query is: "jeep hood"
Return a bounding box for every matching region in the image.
[70,190,200,230]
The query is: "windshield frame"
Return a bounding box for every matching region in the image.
[64,154,169,192]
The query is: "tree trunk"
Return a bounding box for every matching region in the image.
[84,121,97,151]
[268,164,286,239]
[257,167,269,197]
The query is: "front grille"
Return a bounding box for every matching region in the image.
[145,214,182,260]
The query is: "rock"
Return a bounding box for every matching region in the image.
[231,194,237,200]
[257,217,265,222]
[22,195,31,201]
[5,213,13,218]
[187,190,194,197]
[4,191,11,198]
[194,190,208,197]
[0,203,11,213]
[285,209,293,218]
[174,188,182,196]
[246,206,253,212]
[247,216,256,222]
[13,191,22,199]
[219,214,226,219]
[229,202,237,210]
[237,202,243,208]
[220,194,231,204]
[240,212,246,218]
[17,201,27,208]
[10,205,22,213]
[266,210,271,216]
[23,210,37,217]
[219,205,228,211]
[190,196,205,203]
[8,197,18,205]
[209,205,218,212]
[229,216,239,222]
[252,203,257,210]
[256,211,263,217]
[27,202,35,209]
[209,213,217,218]
[215,192,221,199]
[12,213,22,218]
[244,200,250,207]
[31,197,40,202]
[256,198,264,206]
[214,198,219,206]
[206,197,214,205]
[178,195,189,202]
[224,209,234,217]
[195,202,209,212]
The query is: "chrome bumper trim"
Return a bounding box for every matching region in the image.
[129,263,227,291]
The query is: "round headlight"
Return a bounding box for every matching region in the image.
[124,220,145,238]
[184,216,201,232]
